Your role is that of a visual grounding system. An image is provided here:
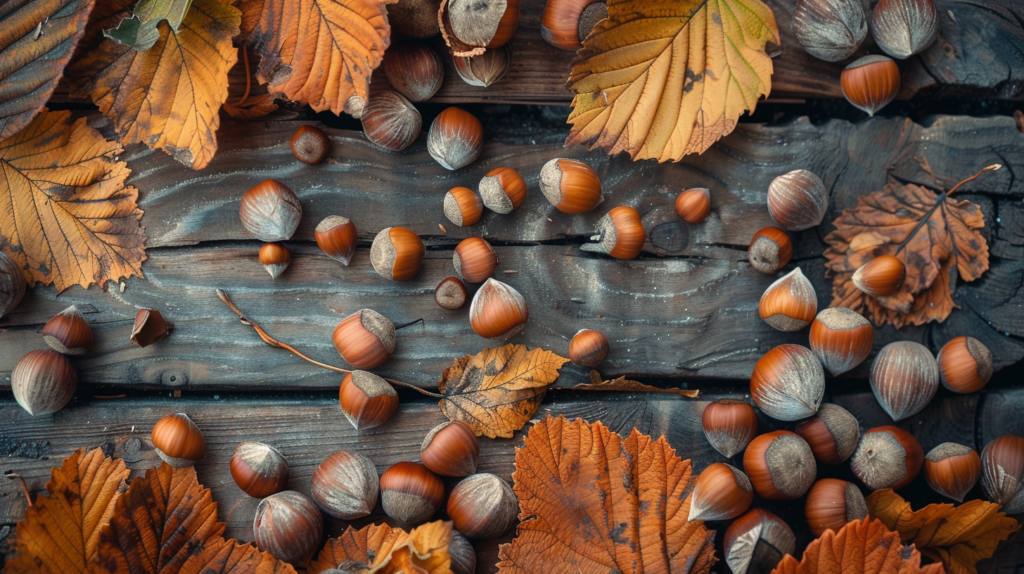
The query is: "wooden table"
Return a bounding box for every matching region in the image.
[5,0,1024,570]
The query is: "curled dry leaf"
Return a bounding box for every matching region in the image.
[0,110,147,292]
[6,448,129,573]
[437,344,568,439]
[772,518,945,574]
[866,488,1019,574]
[249,0,393,116]
[566,0,779,162]
[71,0,240,169]
[0,0,95,139]
[557,371,699,397]
[308,521,453,574]
[496,415,716,574]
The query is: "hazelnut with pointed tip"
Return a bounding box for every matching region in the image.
[723,509,795,574]
[290,125,330,164]
[870,340,939,421]
[421,420,479,477]
[809,307,874,376]
[750,344,824,421]
[445,187,485,227]
[315,216,358,266]
[743,430,816,500]
[449,530,477,574]
[447,473,518,539]
[259,242,291,280]
[470,278,528,338]
[362,91,423,151]
[569,329,609,368]
[333,309,396,369]
[42,305,94,355]
[230,442,289,498]
[938,336,993,394]
[383,43,444,102]
[688,463,754,521]
[453,45,511,87]
[871,0,938,59]
[479,167,526,213]
[311,450,379,519]
[853,254,906,296]
[675,188,711,224]
[454,237,499,283]
[428,106,484,170]
[339,370,399,430]
[239,179,302,242]
[254,490,323,567]
[850,425,923,490]
[748,227,792,274]
[539,158,602,214]
[767,170,829,231]
[842,56,901,117]
[702,399,758,459]
[380,461,445,523]
[151,413,206,468]
[759,267,817,331]
[11,349,77,416]
[795,403,860,465]
[371,227,425,281]
[805,479,868,536]
[925,442,981,502]
[793,0,868,61]
[981,435,1024,513]
[581,206,646,260]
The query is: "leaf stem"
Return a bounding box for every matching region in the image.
[216,289,442,398]
[235,46,252,106]
[6,473,31,507]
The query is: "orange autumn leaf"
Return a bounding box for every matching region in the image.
[94,463,295,574]
[437,344,569,439]
[565,0,779,162]
[0,0,95,139]
[0,109,147,291]
[308,521,452,574]
[71,0,240,169]
[5,448,129,573]
[249,0,392,116]
[866,488,1020,574]
[824,167,996,328]
[496,415,717,574]
[772,518,945,574]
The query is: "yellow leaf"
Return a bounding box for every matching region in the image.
[867,488,1020,574]
[72,0,240,169]
[6,448,130,573]
[249,0,392,116]
[566,0,779,162]
[0,109,147,291]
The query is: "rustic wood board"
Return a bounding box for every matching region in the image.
[0,390,1020,571]
[46,0,1024,107]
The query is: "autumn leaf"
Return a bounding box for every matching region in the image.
[824,167,995,327]
[496,415,716,574]
[558,371,700,397]
[437,344,569,439]
[0,109,147,291]
[866,489,1019,574]
[103,0,194,51]
[71,0,240,169]
[224,47,278,120]
[772,518,945,574]
[248,0,392,116]
[565,0,779,162]
[0,0,95,139]
[308,521,452,574]
[5,448,129,573]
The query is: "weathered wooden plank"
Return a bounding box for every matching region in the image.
[0,390,1016,570]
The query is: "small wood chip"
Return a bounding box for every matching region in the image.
[439,224,447,233]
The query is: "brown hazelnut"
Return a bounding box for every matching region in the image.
[568,329,609,368]
[793,0,868,61]
[0,251,25,320]
[479,166,526,213]
[701,399,758,458]
[767,170,829,231]
[850,425,924,490]
[743,430,816,500]
[339,370,399,430]
[254,490,323,566]
[805,478,868,536]
[759,267,817,331]
[841,56,901,117]
[469,278,528,338]
[370,226,425,281]
[453,45,511,87]
[688,463,754,521]
[447,473,518,538]
[380,461,445,523]
[449,530,477,574]
[333,309,396,369]
[387,0,442,39]
[444,187,485,227]
[937,336,993,394]
[581,206,646,260]
[239,179,302,242]
[151,413,205,468]
[311,450,379,519]
[750,344,824,421]
[723,509,795,574]
[290,125,330,164]
[924,442,981,502]
[230,442,289,498]
[315,216,358,267]
[454,237,499,283]
[871,0,938,59]
[435,276,469,310]
[42,305,94,355]
[852,254,906,297]
[674,187,711,224]
[981,435,1024,513]
[748,226,792,274]
[362,91,422,151]
[440,0,519,56]
[870,340,939,421]
[809,307,874,376]
[540,0,607,50]
[539,158,602,214]
[11,349,77,416]
[427,106,483,170]
[421,420,479,477]
[795,403,860,465]
[258,242,291,280]
[383,43,444,102]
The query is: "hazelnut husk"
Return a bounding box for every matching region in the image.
[131,309,171,348]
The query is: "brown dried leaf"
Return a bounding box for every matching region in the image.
[867,489,1020,574]
[0,109,147,291]
[308,521,452,574]
[560,371,700,397]
[772,518,945,574]
[496,415,716,574]
[224,94,278,120]
[5,448,129,573]
[565,0,780,162]
[437,344,569,439]
[0,0,95,139]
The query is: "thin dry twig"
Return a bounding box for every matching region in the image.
[6,474,31,507]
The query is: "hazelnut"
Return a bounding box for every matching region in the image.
[345,95,366,119]
[258,242,291,280]
[370,226,425,281]
[254,490,323,566]
[470,278,528,338]
[688,463,754,521]
[541,0,607,50]
[444,187,485,227]
[421,420,480,477]
[702,399,758,458]
[841,56,901,117]
[871,0,938,59]
[435,276,469,310]
[748,226,792,274]
[449,530,477,574]
[311,450,379,519]
[333,309,396,370]
[750,344,824,421]
[362,91,422,151]
[151,413,205,468]
[793,0,868,61]
[447,473,518,538]
[453,45,511,87]
[427,106,484,170]
[805,478,868,536]
[795,403,860,465]
[383,43,444,102]
[42,305,94,355]
[850,425,924,490]
[581,206,646,260]
[743,431,816,500]
[767,169,829,231]
[870,340,939,421]
[440,0,519,56]
[0,251,25,320]
[479,167,526,213]
[230,442,289,498]
[454,237,499,282]
[981,435,1024,513]
[339,370,399,430]
[315,216,358,266]
[290,125,330,164]
[809,307,874,376]
[852,254,906,297]
[239,179,302,242]
[723,509,795,574]
[937,336,993,394]
[380,461,445,523]
[674,187,711,224]
[759,267,817,331]
[539,158,602,214]
[11,349,77,416]
[924,442,981,502]
[387,0,442,39]
[130,309,170,348]
[568,329,609,368]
